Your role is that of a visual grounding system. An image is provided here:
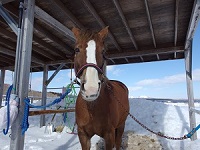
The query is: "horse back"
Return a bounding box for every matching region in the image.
[108,80,129,126]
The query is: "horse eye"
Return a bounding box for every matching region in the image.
[75,48,80,53]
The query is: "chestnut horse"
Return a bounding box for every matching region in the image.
[72,27,129,150]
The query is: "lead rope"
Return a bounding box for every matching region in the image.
[106,83,191,140]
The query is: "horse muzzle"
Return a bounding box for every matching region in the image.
[81,82,101,101]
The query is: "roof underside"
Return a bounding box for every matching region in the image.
[0,0,195,72]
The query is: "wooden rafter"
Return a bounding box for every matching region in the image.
[2,5,71,57]
[144,0,156,48]
[107,46,184,59]
[0,0,15,4]
[174,0,179,46]
[0,45,44,64]
[51,0,85,29]
[82,0,122,52]
[0,55,14,65]
[0,24,56,60]
[140,56,144,62]
[34,6,75,42]
[156,54,160,60]
[124,57,129,63]
[34,24,69,58]
[112,0,138,50]
[174,52,177,59]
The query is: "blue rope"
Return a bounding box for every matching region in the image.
[22,88,72,134]
[21,98,30,135]
[186,124,200,138]
[3,85,13,135]
[24,88,71,109]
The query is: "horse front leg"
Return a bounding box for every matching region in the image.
[78,127,91,150]
[104,128,115,150]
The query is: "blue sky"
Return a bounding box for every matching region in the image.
[3,23,200,99]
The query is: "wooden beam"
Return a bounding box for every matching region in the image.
[0,20,60,60]
[82,0,122,52]
[0,5,72,56]
[107,46,184,59]
[185,0,200,49]
[34,24,73,56]
[0,4,17,34]
[51,0,85,29]
[144,0,156,48]
[124,57,129,63]
[29,108,75,116]
[45,59,73,66]
[112,0,138,50]
[0,36,16,49]
[0,45,44,64]
[32,44,55,60]
[0,68,5,106]
[174,52,177,59]
[0,55,14,64]
[0,0,15,4]
[140,56,144,62]
[109,58,115,64]
[156,54,160,60]
[34,6,75,42]
[174,0,179,46]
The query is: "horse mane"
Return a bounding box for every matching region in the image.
[78,29,96,41]
[76,29,100,42]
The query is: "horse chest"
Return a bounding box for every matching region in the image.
[76,99,113,127]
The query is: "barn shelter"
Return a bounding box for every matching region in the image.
[0,0,199,149]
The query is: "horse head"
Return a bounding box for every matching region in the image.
[72,27,109,101]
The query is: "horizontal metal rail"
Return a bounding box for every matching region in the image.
[190,107,200,115]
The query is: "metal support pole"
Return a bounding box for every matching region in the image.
[46,63,65,85]
[13,0,25,96]
[40,65,48,127]
[0,69,5,106]
[10,0,35,149]
[185,39,197,141]
[0,4,18,35]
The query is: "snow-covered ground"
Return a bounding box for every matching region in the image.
[1,98,200,150]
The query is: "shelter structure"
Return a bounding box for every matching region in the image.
[0,0,199,150]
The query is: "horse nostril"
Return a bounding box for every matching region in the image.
[98,82,101,88]
[81,83,85,91]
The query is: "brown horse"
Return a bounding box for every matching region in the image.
[72,27,129,150]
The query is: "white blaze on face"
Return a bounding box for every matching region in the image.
[84,40,100,98]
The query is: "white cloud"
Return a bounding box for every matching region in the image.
[128,68,200,95]
[30,77,43,91]
[135,68,200,87]
[128,86,143,92]
[193,68,200,81]
[107,66,122,76]
[136,73,186,87]
[107,66,114,71]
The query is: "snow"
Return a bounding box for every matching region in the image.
[1,98,200,150]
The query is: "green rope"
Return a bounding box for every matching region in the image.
[64,84,77,130]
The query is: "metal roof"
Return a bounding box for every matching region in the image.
[0,0,199,72]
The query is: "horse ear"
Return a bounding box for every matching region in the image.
[98,26,109,40]
[72,27,80,39]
